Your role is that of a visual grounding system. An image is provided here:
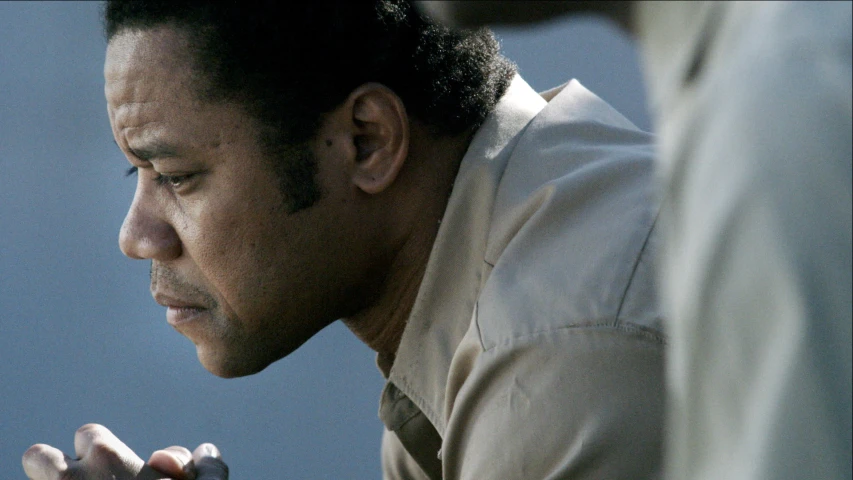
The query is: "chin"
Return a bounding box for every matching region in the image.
[196,347,271,379]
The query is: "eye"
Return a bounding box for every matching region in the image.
[154,173,194,188]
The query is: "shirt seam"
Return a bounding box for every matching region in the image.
[482,322,667,353]
[613,208,661,327]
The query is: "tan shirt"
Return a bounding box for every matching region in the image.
[379,76,666,479]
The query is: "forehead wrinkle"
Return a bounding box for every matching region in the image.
[112,99,168,140]
[122,123,170,147]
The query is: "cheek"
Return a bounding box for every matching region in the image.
[177,197,252,283]
[185,192,294,317]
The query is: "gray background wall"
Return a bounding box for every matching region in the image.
[0,2,649,477]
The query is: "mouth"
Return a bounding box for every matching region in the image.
[165,305,209,327]
[153,291,210,327]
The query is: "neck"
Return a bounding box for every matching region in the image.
[342,232,432,376]
[342,123,472,376]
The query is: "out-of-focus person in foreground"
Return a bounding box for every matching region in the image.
[420,2,853,480]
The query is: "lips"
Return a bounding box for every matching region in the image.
[165,305,208,326]
[153,291,209,327]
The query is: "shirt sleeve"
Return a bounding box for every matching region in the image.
[440,325,666,480]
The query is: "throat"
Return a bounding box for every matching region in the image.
[342,257,426,376]
[342,233,432,377]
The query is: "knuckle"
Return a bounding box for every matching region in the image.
[23,443,52,460]
[164,445,193,457]
[75,423,106,437]
[87,438,121,462]
[22,444,77,480]
[74,423,122,461]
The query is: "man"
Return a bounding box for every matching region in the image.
[23,1,664,479]
[420,2,853,480]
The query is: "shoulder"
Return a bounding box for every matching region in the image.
[476,81,663,351]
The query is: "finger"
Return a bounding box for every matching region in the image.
[192,443,228,480]
[74,423,144,475]
[74,423,122,459]
[147,446,194,480]
[22,443,74,480]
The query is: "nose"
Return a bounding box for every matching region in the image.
[119,184,181,261]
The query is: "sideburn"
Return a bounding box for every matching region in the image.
[261,134,323,214]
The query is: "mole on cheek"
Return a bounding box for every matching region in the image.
[325,139,333,147]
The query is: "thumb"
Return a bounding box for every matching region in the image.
[193,443,228,480]
[146,446,194,480]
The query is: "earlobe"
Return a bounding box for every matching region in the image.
[348,83,409,195]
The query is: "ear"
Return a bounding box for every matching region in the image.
[346,83,410,195]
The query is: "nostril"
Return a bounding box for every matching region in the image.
[119,219,145,259]
[118,205,181,261]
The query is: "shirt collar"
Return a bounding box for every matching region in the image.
[379,75,547,436]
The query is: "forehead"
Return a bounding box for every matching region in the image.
[106,26,196,82]
[105,26,239,151]
[105,26,200,114]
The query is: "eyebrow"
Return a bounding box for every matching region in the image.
[127,142,180,161]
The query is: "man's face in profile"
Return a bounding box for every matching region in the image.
[104,26,368,378]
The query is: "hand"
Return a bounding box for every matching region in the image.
[22,424,228,480]
[23,423,162,479]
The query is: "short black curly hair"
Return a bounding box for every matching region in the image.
[104,0,516,212]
